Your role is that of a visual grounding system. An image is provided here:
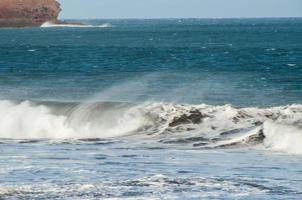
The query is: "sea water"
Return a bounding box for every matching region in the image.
[0,18,302,199]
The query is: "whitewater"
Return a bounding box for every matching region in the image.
[41,21,113,28]
[0,18,302,199]
[0,100,302,155]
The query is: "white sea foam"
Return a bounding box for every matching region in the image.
[263,121,302,154]
[0,100,149,139]
[0,175,267,199]
[0,100,301,154]
[41,21,112,28]
[287,63,297,67]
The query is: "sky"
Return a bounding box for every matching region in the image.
[58,0,302,19]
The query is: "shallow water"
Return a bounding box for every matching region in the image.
[0,18,302,199]
[0,140,302,199]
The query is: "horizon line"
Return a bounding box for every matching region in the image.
[60,16,302,20]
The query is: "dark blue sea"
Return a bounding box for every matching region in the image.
[0,19,302,199]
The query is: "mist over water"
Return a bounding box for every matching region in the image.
[0,19,302,199]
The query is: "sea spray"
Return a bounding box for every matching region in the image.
[263,121,302,154]
[0,100,302,154]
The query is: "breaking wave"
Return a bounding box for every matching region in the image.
[41,22,113,28]
[0,100,302,154]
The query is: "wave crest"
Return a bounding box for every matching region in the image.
[0,100,302,154]
[41,21,113,28]
[263,121,302,154]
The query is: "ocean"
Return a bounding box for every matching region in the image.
[0,18,302,199]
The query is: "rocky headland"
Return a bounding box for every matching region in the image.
[0,0,61,27]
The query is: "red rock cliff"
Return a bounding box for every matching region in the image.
[0,0,61,27]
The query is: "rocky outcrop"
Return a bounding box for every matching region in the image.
[0,0,61,27]
[169,110,208,127]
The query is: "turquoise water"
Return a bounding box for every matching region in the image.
[0,19,302,199]
[1,18,302,106]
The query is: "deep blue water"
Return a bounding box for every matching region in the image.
[0,18,301,106]
[0,19,302,199]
